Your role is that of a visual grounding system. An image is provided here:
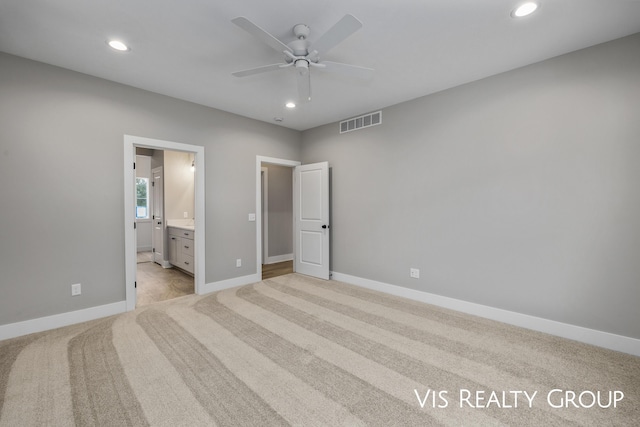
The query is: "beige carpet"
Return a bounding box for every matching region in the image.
[1,273,638,426]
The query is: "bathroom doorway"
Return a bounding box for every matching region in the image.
[124,135,205,311]
[134,149,195,307]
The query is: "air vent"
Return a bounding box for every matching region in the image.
[340,111,382,134]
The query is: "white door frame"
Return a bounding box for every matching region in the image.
[255,156,300,279]
[124,135,205,311]
[261,167,268,264]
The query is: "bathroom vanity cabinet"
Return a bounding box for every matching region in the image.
[168,227,194,274]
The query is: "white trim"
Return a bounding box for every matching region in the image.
[200,274,261,295]
[159,260,173,269]
[124,140,136,310]
[124,135,206,311]
[261,167,269,264]
[265,253,294,264]
[256,156,301,281]
[331,272,640,357]
[0,302,126,341]
[136,246,152,252]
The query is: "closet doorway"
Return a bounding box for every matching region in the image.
[261,164,294,279]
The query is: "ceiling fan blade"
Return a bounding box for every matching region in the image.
[232,63,287,77]
[232,17,293,54]
[297,70,311,103]
[320,61,375,79]
[310,14,362,55]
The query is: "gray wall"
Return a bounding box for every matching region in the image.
[265,164,293,259]
[301,34,640,339]
[0,52,301,325]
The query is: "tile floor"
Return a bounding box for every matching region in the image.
[135,253,294,307]
[136,252,194,307]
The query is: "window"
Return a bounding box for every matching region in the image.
[136,177,149,219]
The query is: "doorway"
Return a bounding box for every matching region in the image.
[256,156,331,281]
[124,135,205,311]
[135,150,195,307]
[256,157,300,280]
[261,165,295,279]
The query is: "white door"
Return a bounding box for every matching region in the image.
[152,166,164,264]
[294,162,330,280]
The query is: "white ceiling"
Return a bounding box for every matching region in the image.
[1,1,639,131]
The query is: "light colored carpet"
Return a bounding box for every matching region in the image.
[1,273,638,426]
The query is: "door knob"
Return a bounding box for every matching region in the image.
[322,225,329,229]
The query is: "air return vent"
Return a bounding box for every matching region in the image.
[340,111,382,134]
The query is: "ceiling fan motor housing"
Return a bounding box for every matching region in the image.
[288,38,309,57]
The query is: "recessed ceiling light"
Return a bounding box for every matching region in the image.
[512,2,539,18]
[285,102,296,109]
[107,40,130,52]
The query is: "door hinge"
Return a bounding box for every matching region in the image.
[152,181,155,187]
[133,162,136,170]
[134,222,137,229]
[135,281,137,289]
[152,247,155,253]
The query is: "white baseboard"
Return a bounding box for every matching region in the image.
[1,272,261,342]
[265,253,293,264]
[200,273,261,295]
[331,272,640,357]
[0,301,127,342]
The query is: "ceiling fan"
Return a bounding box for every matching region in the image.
[231,14,374,103]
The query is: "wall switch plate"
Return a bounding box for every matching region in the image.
[236,259,242,267]
[410,268,420,279]
[71,283,81,296]
[183,211,188,218]
[248,213,256,221]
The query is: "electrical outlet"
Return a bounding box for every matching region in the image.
[410,268,420,279]
[248,213,256,222]
[236,259,242,268]
[71,283,81,296]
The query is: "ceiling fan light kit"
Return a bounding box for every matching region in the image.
[295,59,309,74]
[231,14,374,104]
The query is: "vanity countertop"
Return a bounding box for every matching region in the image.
[167,219,195,231]
[169,224,194,231]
